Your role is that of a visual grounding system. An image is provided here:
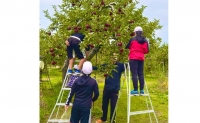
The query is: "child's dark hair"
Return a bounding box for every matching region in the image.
[135,31,146,44]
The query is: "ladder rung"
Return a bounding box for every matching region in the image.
[130,94,149,97]
[48,119,70,122]
[140,94,149,96]
[56,103,73,106]
[130,110,154,115]
[62,88,71,90]
[66,73,82,76]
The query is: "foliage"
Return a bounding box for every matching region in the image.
[40,0,165,75]
[145,42,168,76]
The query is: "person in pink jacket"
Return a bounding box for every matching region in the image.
[125,26,149,95]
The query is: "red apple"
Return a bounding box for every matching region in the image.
[120,48,123,53]
[92,12,97,15]
[78,27,82,30]
[104,74,108,77]
[86,24,91,29]
[117,42,122,46]
[72,3,75,6]
[90,44,94,48]
[51,53,55,57]
[116,33,121,37]
[118,8,122,12]
[74,26,78,30]
[46,32,51,35]
[67,26,71,30]
[101,1,105,5]
[130,32,135,36]
[74,29,79,33]
[57,45,61,49]
[129,20,134,24]
[103,27,108,31]
[50,48,54,53]
[51,61,56,65]
[105,23,111,27]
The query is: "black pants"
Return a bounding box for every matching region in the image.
[129,60,145,91]
[70,107,90,123]
[101,90,119,122]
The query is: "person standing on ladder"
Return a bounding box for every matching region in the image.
[65,61,99,123]
[125,26,149,95]
[65,32,90,74]
[96,53,126,123]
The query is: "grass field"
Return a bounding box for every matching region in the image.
[40,67,168,123]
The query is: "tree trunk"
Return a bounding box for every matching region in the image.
[61,58,69,82]
[87,46,101,61]
[61,46,101,81]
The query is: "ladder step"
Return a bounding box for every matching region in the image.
[130,94,149,97]
[56,103,73,106]
[130,110,154,115]
[66,73,82,76]
[140,94,149,96]
[48,119,70,122]
[62,88,71,90]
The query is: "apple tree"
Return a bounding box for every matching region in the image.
[40,0,163,79]
[145,40,168,76]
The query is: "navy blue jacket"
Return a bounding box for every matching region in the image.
[71,33,85,41]
[68,33,91,51]
[65,75,99,108]
[104,62,125,91]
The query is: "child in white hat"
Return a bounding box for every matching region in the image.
[65,61,99,123]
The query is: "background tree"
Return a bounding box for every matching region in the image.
[40,0,166,80]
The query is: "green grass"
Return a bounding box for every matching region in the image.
[40,67,168,123]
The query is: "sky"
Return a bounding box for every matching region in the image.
[40,0,168,43]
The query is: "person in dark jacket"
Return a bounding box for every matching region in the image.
[65,33,90,74]
[96,53,126,123]
[125,26,149,95]
[65,61,99,123]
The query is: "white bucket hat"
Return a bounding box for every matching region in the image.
[134,26,143,32]
[82,61,93,74]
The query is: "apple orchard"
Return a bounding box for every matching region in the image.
[40,0,168,78]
